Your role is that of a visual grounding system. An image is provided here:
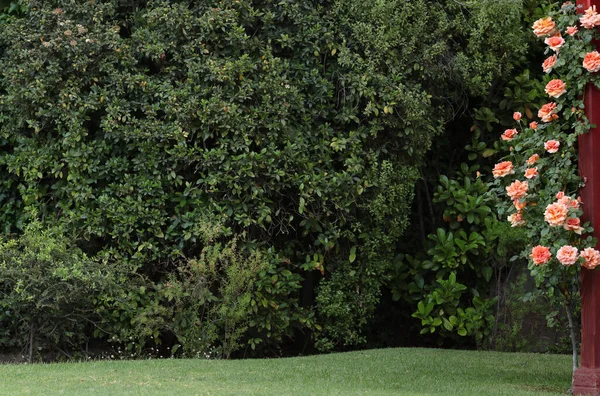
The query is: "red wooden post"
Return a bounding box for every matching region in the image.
[574,1,600,394]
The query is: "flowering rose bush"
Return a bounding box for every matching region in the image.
[494,2,600,279]
[491,1,600,372]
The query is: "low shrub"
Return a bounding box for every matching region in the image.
[93,226,315,359]
[0,221,120,361]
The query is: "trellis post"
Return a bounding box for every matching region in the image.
[574,1,600,394]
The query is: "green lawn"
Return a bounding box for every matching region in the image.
[0,348,571,395]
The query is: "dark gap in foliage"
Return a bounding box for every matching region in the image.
[115,0,149,13]
[118,23,132,39]
[139,57,163,76]
[77,236,109,257]
[83,110,106,141]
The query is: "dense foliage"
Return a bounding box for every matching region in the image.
[0,0,538,357]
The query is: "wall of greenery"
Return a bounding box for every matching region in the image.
[0,0,554,359]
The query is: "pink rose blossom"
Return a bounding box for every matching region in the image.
[531,245,552,265]
[507,212,525,227]
[533,17,557,37]
[544,202,568,226]
[501,129,518,141]
[493,161,514,178]
[545,79,567,98]
[559,196,580,209]
[564,217,584,234]
[526,154,539,165]
[524,167,538,179]
[580,6,600,29]
[581,248,600,269]
[506,180,528,200]
[513,199,526,211]
[557,245,579,266]
[542,55,557,74]
[545,34,565,52]
[545,140,560,153]
[583,51,600,73]
[538,103,559,122]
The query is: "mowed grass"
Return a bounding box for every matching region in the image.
[0,348,571,395]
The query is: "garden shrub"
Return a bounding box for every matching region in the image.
[0,220,119,361]
[389,167,526,347]
[163,241,314,358]
[93,222,314,359]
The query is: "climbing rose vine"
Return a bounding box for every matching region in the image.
[491,2,600,373]
[493,2,600,297]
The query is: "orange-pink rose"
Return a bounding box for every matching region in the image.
[544,202,568,226]
[532,17,556,37]
[492,161,514,178]
[542,55,557,73]
[501,129,518,141]
[531,245,552,265]
[545,139,560,153]
[557,245,579,266]
[529,121,538,130]
[508,212,525,227]
[559,196,580,209]
[545,34,565,52]
[581,248,600,269]
[526,154,539,165]
[545,79,567,98]
[538,103,558,122]
[513,199,526,211]
[556,191,565,199]
[583,51,600,73]
[513,112,522,121]
[580,6,600,29]
[567,26,578,36]
[524,167,538,179]
[506,180,528,200]
[564,217,584,234]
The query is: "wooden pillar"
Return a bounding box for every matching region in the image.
[574,1,600,394]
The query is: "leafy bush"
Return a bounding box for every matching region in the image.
[93,223,314,359]
[390,167,524,347]
[0,221,118,361]
[164,242,315,358]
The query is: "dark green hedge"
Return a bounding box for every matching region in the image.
[0,0,528,354]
